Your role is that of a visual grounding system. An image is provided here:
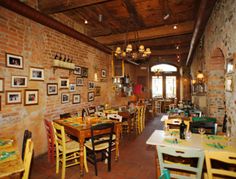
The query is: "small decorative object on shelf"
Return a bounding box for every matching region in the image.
[53,53,75,70]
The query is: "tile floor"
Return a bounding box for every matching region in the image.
[31,114,163,179]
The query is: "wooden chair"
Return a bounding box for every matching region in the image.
[96,105,105,112]
[191,121,217,135]
[84,123,114,176]
[44,119,55,163]
[60,113,71,119]
[22,139,34,179]
[157,145,204,179]
[87,106,96,116]
[154,100,162,113]
[164,118,190,132]
[135,106,144,134]
[95,111,106,118]
[205,150,236,179]
[22,130,32,160]
[53,122,88,179]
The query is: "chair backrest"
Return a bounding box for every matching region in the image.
[96,105,105,112]
[44,119,54,144]
[22,139,34,179]
[90,123,114,152]
[157,145,204,179]
[95,111,106,118]
[52,122,66,152]
[191,121,217,134]
[60,113,71,119]
[107,114,122,122]
[22,130,32,160]
[205,150,236,179]
[165,118,190,132]
[87,106,96,116]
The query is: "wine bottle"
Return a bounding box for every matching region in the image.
[179,120,186,139]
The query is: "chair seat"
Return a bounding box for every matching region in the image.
[59,140,80,153]
[85,140,109,151]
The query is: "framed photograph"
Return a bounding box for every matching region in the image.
[101,69,107,78]
[76,77,83,86]
[88,92,94,102]
[72,94,80,104]
[81,67,88,78]
[226,57,234,74]
[61,93,70,104]
[47,83,58,96]
[0,78,4,92]
[24,89,39,105]
[11,76,27,88]
[30,67,44,81]
[6,53,23,69]
[69,84,76,92]
[95,86,101,96]
[88,82,95,90]
[74,66,81,75]
[6,90,22,105]
[225,75,233,92]
[59,78,69,89]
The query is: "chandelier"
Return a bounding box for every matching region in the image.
[114,30,151,62]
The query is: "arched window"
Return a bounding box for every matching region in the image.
[151,64,177,73]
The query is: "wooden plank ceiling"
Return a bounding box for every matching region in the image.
[39,0,200,65]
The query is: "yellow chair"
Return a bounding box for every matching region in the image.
[53,122,88,179]
[22,139,34,179]
[135,106,143,134]
[205,150,236,179]
[164,118,190,132]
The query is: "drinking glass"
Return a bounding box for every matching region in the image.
[164,125,169,135]
[226,129,232,145]
[185,131,192,140]
[198,128,206,136]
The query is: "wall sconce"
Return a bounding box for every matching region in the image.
[191,79,196,85]
[196,71,204,83]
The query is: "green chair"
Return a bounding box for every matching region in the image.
[159,169,170,179]
[157,145,204,179]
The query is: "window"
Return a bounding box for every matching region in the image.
[166,76,176,98]
[151,64,177,73]
[152,76,163,98]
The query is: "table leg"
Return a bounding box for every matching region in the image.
[128,117,131,133]
[79,136,85,176]
[115,125,121,160]
[155,146,160,179]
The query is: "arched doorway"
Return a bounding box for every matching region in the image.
[207,48,225,122]
[150,64,179,100]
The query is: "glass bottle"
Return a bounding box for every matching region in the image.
[179,120,186,139]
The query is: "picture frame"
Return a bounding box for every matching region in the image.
[6,53,23,69]
[59,78,69,89]
[11,76,28,88]
[61,93,70,104]
[88,92,94,102]
[76,77,83,86]
[30,67,44,81]
[95,86,101,96]
[74,66,82,75]
[0,78,4,92]
[47,83,58,96]
[6,90,22,105]
[226,57,234,74]
[81,67,88,78]
[88,82,95,90]
[24,89,39,105]
[101,69,107,78]
[72,94,80,104]
[225,75,233,92]
[69,84,76,92]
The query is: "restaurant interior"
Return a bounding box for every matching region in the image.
[0,0,236,178]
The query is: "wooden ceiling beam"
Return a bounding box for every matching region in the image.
[151,48,189,56]
[95,21,194,45]
[38,0,109,14]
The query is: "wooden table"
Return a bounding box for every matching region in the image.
[0,138,24,178]
[146,130,236,178]
[54,117,122,176]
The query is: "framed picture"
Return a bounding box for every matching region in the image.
[59,78,69,88]
[11,76,27,88]
[6,90,22,105]
[6,53,23,69]
[95,86,101,96]
[24,89,39,105]
[226,57,234,74]
[0,78,4,92]
[81,67,88,78]
[76,77,83,86]
[74,66,81,75]
[72,94,80,104]
[225,75,233,92]
[47,83,58,96]
[88,92,94,102]
[88,82,95,90]
[69,84,76,92]
[61,93,70,104]
[30,67,44,81]
[101,69,107,78]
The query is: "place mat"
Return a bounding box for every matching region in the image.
[0,139,13,148]
[206,135,224,140]
[70,123,85,127]
[0,151,16,164]
[206,142,226,149]
[164,138,181,144]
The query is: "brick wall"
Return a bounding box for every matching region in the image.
[0,4,130,156]
[191,0,236,134]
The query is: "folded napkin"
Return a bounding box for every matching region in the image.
[206,143,226,149]
[0,139,13,147]
[71,123,80,127]
[206,135,224,140]
[164,138,181,144]
[0,151,16,161]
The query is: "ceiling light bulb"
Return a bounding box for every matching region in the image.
[139,45,145,53]
[163,14,170,20]
[115,47,121,54]
[84,20,88,24]
[126,44,132,52]
[177,55,180,59]
[176,45,179,50]
[145,48,151,55]
[173,25,177,29]
[98,14,102,22]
